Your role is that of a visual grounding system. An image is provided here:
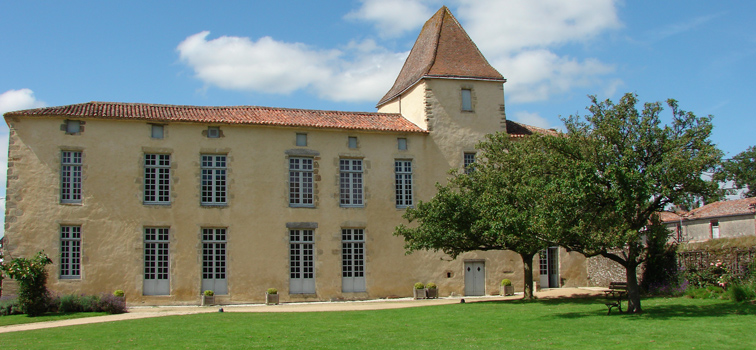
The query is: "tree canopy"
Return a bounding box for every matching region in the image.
[394,93,721,311]
[715,145,756,198]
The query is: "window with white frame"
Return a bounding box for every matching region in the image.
[144,154,171,204]
[464,152,476,174]
[289,157,314,206]
[144,227,170,295]
[61,151,83,204]
[340,159,363,207]
[342,228,365,293]
[202,228,228,295]
[201,154,227,205]
[395,160,413,208]
[290,229,315,294]
[60,225,81,278]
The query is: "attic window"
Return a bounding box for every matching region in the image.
[348,136,358,149]
[151,124,164,139]
[397,138,408,151]
[65,120,82,134]
[207,127,220,138]
[296,133,308,147]
[461,89,473,112]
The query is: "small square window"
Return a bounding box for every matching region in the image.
[207,127,220,138]
[151,125,164,139]
[461,89,473,112]
[66,120,82,134]
[348,136,358,149]
[398,138,407,151]
[296,133,308,147]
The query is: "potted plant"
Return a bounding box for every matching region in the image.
[113,289,125,300]
[266,288,279,305]
[202,290,215,306]
[413,282,426,299]
[425,282,438,299]
[500,279,514,296]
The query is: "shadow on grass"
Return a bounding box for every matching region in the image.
[467,295,756,319]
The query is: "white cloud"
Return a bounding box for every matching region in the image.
[513,111,551,129]
[177,0,623,105]
[496,50,615,103]
[0,89,46,115]
[345,0,437,38]
[178,32,407,102]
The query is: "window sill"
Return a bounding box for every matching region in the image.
[201,204,228,208]
[289,205,316,209]
[60,202,83,206]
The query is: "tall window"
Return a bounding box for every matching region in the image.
[60,225,81,278]
[342,228,365,293]
[461,88,473,111]
[710,220,720,239]
[340,159,363,207]
[144,154,171,204]
[201,155,227,205]
[395,160,413,208]
[289,157,314,207]
[61,151,82,204]
[144,227,169,295]
[290,229,315,294]
[202,228,228,295]
[464,152,476,174]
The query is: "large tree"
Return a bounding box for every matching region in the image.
[542,93,721,313]
[394,133,556,300]
[715,146,756,198]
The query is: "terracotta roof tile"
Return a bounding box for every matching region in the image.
[685,197,756,220]
[377,6,505,107]
[505,120,559,138]
[658,211,685,223]
[4,102,427,133]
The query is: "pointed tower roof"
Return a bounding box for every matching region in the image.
[377,6,505,107]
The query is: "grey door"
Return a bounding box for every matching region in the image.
[464,261,485,296]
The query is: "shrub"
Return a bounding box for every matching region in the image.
[203,290,214,297]
[0,297,22,316]
[58,294,82,313]
[267,288,278,295]
[501,279,512,286]
[1,252,53,317]
[414,282,425,289]
[99,293,127,314]
[425,283,437,289]
[79,295,102,312]
[726,281,756,302]
[113,289,125,297]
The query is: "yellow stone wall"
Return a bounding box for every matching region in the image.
[4,78,588,305]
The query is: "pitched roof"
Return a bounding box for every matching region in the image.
[3,102,427,133]
[376,6,505,107]
[658,211,685,223]
[505,120,559,138]
[685,197,756,220]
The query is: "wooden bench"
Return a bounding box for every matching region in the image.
[603,282,628,315]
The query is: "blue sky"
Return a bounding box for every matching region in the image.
[1,0,755,236]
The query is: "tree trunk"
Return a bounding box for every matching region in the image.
[520,252,536,300]
[625,261,642,313]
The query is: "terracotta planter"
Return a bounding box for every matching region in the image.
[202,295,215,306]
[426,288,438,299]
[413,288,426,300]
[266,292,279,305]
[500,285,514,296]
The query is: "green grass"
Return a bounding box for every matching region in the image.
[1,297,755,349]
[0,312,108,327]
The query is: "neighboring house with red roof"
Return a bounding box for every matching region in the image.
[660,198,756,242]
[2,7,567,305]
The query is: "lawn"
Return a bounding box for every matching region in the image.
[1,297,754,349]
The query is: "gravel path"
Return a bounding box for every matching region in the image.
[0,287,605,334]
